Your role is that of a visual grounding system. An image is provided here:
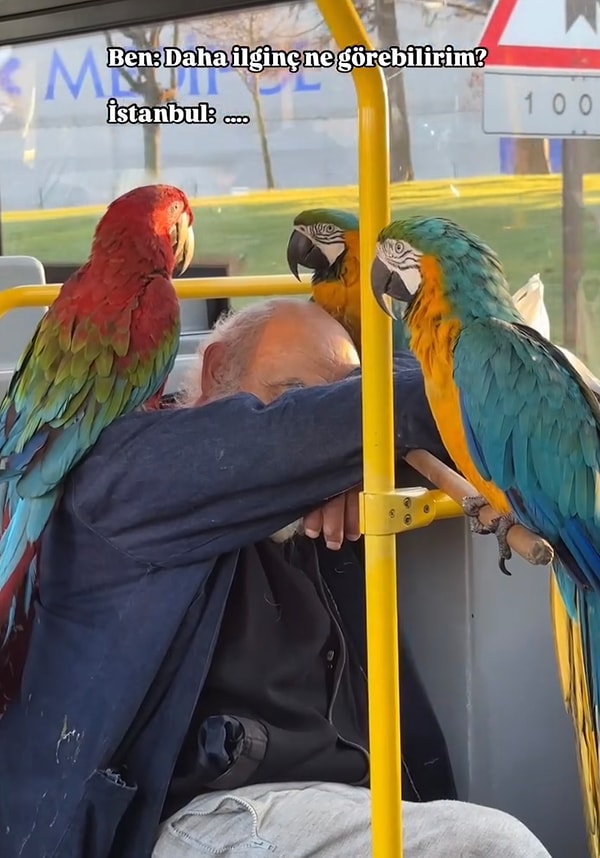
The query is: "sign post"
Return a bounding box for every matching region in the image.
[562,140,584,348]
[479,0,600,349]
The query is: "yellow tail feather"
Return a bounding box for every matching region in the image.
[550,573,600,858]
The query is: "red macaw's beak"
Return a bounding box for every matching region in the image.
[171,211,195,277]
[286,228,329,280]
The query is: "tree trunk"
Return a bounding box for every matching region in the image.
[374,0,414,181]
[579,140,600,173]
[111,26,182,182]
[143,124,160,180]
[512,138,550,174]
[562,140,585,351]
[386,70,414,181]
[250,78,275,188]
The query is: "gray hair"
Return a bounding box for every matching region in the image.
[181,297,308,404]
[181,297,309,543]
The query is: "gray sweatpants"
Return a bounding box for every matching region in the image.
[153,781,553,857]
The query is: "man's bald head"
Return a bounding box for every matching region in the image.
[187,298,359,405]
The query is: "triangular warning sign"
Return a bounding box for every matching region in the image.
[479,0,600,70]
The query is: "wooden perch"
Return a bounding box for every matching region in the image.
[404,449,554,568]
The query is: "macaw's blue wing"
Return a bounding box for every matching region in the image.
[453,316,600,857]
[453,317,600,593]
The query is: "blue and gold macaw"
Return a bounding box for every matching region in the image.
[286,208,409,352]
[370,215,600,858]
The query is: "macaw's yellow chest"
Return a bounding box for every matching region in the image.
[312,280,355,322]
[311,236,362,348]
[407,256,510,514]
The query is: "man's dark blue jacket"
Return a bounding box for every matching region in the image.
[0,354,451,858]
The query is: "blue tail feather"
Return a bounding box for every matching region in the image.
[1,598,16,648]
[23,557,36,615]
[554,560,578,620]
[0,430,49,484]
[0,491,57,647]
[0,493,57,577]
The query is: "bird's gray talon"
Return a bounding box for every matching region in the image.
[463,496,517,576]
[462,494,488,517]
[462,495,492,535]
[467,516,492,536]
[490,513,518,577]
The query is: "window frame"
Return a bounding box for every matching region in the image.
[0,0,290,46]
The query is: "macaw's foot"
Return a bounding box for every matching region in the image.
[462,495,493,535]
[488,512,518,577]
[462,495,518,576]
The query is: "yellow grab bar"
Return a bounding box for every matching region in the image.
[314,3,401,858]
[0,275,312,318]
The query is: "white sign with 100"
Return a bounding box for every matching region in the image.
[483,69,600,137]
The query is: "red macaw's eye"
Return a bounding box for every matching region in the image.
[169,199,184,220]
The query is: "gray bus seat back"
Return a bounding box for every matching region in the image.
[0,255,47,370]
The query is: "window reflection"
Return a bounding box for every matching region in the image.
[0,0,597,371]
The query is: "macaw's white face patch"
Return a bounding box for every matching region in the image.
[295,223,346,266]
[397,265,422,297]
[377,238,423,296]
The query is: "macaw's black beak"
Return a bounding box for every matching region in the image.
[286,230,329,280]
[370,256,411,320]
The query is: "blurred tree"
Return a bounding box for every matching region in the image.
[580,140,600,174]
[295,0,499,182]
[434,0,549,173]
[298,0,414,181]
[357,0,502,181]
[372,0,414,181]
[105,24,180,180]
[195,9,302,189]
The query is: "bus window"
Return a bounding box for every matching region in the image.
[0,1,596,365]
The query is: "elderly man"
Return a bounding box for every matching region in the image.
[0,298,552,858]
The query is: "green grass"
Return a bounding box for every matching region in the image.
[4,174,600,346]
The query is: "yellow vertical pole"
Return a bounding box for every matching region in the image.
[314,3,399,858]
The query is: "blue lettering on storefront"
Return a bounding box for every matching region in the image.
[44,48,103,99]
[0,56,21,96]
[38,43,321,102]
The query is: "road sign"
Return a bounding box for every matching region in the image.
[483,70,600,135]
[479,0,600,137]
[479,0,600,70]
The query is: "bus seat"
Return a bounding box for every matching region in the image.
[394,463,587,858]
[0,255,47,370]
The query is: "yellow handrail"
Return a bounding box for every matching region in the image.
[314,3,400,858]
[0,275,312,317]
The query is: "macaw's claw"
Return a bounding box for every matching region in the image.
[462,495,493,535]
[488,512,518,577]
[462,495,517,576]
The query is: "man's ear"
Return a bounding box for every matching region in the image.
[200,341,225,399]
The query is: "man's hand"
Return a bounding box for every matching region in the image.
[303,489,361,550]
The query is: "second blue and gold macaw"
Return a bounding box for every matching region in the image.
[286,208,409,352]
[371,215,600,858]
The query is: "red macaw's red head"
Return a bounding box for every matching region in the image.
[91,184,195,277]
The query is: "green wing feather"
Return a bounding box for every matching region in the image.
[1,277,179,498]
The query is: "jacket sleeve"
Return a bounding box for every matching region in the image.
[71,352,449,566]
